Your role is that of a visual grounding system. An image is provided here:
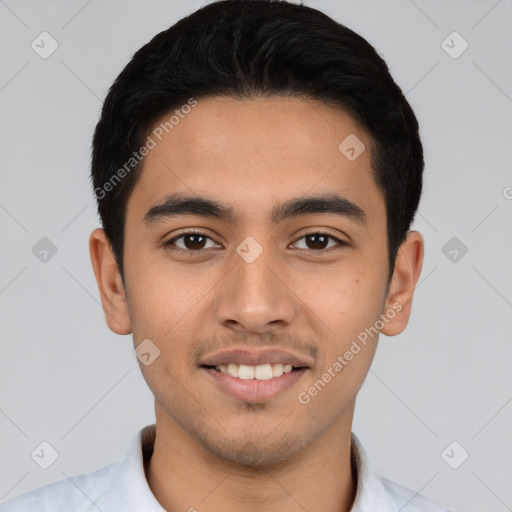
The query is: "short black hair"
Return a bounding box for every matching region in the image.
[91,0,423,283]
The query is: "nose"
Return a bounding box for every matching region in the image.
[213,243,296,334]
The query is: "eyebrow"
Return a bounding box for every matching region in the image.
[143,192,367,226]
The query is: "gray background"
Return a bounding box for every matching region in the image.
[1,1,511,510]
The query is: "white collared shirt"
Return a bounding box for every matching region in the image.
[0,424,451,511]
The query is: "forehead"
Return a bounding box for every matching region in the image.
[126,96,384,227]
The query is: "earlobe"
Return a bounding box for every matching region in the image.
[380,230,424,337]
[89,228,132,335]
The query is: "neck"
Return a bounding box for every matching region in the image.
[145,406,357,512]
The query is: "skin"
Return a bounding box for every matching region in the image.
[90,96,424,512]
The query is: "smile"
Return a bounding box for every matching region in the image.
[201,364,308,402]
[213,362,294,380]
[199,347,313,401]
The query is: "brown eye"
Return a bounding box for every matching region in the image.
[165,232,218,252]
[293,233,345,251]
[182,234,206,250]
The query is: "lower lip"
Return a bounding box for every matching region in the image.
[201,367,308,402]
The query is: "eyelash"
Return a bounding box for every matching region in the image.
[164,230,347,254]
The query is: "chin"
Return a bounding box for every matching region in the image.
[198,430,309,469]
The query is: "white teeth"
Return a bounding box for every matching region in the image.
[215,362,297,380]
[272,363,284,377]
[227,363,239,377]
[238,364,255,380]
[254,364,273,380]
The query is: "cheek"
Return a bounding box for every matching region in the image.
[295,265,385,399]
[296,282,381,415]
[316,267,385,396]
[125,256,207,339]
[296,263,386,339]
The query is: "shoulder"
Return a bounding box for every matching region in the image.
[0,424,158,512]
[375,474,452,512]
[0,463,114,512]
[350,433,451,512]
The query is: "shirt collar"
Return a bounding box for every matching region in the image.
[350,433,400,511]
[111,424,397,512]
[109,424,165,511]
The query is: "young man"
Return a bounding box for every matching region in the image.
[1,1,451,510]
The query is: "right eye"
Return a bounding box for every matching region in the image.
[164,231,221,253]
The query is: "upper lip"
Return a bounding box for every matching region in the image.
[200,348,314,368]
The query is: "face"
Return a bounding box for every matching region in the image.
[91,96,423,466]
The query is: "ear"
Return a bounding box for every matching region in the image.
[380,230,424,337]
[89,228,132,335]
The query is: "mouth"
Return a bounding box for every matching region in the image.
[201,362,304,380]
[199,348,312,402]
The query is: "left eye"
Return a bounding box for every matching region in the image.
[292,232,345,251]
[164,231,345,252]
